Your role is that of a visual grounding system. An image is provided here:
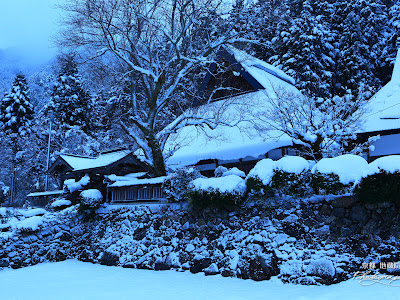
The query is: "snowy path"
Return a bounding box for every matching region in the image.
[0,260,398,300]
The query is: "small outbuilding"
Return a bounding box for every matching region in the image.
[106,173,167,203]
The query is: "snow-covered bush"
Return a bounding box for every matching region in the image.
[245,159,275,196]
[305,258,335,280]
[163,167,202,202]
[271,157,312,197]
[79,189,103,212]
[355,156,400,204]
[189,175,246,209]
[0,181,9,204]
[311,155,367,195]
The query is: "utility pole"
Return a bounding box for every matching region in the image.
[44,121,52,191]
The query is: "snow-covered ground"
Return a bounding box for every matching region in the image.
[0,260,398,300]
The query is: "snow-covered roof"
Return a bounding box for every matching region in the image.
[164,48,302,169]
[360,49,400,133]
[27,190,64,197]
[165,90,299,168]
[109,176,166,188]
[59,150,132,172]
[226,46,296,88]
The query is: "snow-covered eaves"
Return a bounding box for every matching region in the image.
[27,190,64,197]
[109,176,166,188]
[359,49,400,134]
[105,172,148,182]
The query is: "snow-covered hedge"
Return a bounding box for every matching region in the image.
[189,175,246,209]
[163,167,202,202]
[311,155,368,195]
[79,189,103,212]
[245,159,275,196]
[271,157,312,197]
[245,157,312,197]
[355,156,400,204]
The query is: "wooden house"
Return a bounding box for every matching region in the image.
[358,48,400,161]
[165,46,301,176]
[29,148,150,206]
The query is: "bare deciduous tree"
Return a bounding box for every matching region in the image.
[256,85,368,160]
[58,0,254,176]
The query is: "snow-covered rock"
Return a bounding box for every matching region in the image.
[0,207,7,217]
[17,216,44,232]
[51,199,72,208]
[222,167,246,178]
[21,208,47,217]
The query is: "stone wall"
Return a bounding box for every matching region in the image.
[0,198,400,285]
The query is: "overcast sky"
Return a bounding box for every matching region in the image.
[0,0,61,65]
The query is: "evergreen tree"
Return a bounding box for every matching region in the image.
[0,73,34,136]
[268,0,335,99]
[47,54,93,132]
[0,73,34,206]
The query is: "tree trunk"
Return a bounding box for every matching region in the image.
[146,132,167,177]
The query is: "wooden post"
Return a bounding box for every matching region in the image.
[10,168,15,207]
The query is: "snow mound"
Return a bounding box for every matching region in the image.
[312,155,368,185]
[275,156,309,174]
[192,175,246,195]
[21,208,47,217]
[17,216,44,232]
[366,155,400,176]
[247,159,275,185]
[51,199,72,208]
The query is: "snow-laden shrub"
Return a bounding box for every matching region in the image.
[355,156,400,204]
[189,175,246,209]
[311,154,368,195]
[245,159,275,196]
[79,189,103,212]
[64,174,90,193]
[163,167,202,202]
[305,258,335,280]
[271,157,312,197]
